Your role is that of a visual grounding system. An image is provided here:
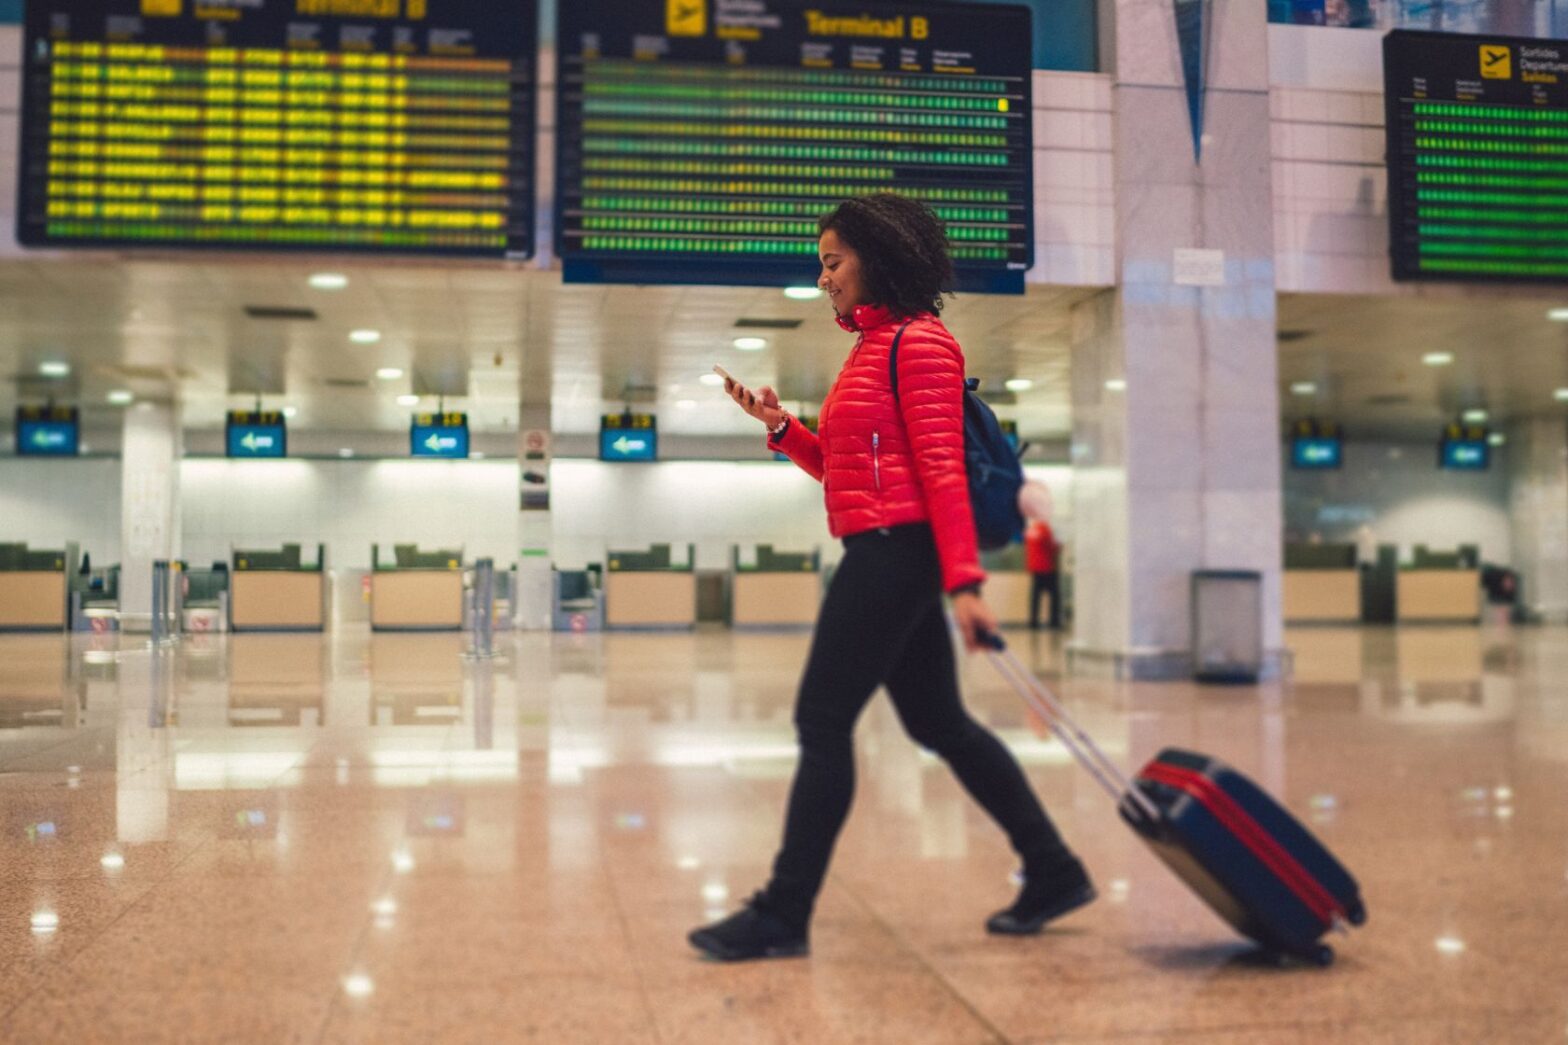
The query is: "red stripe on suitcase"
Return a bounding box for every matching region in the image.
[1139,762,1344,927]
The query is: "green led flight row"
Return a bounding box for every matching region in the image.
[579,196,1010,223]
[576,234,1010,261]
[580,176,1010,202]
[583,137,1003,166]
[582,119,1006,147]
[1416,205,1568,224]
[1417,187,1568,206]
[1416,118,1568,140]
[1418,222,1568,240]
[1419,257,1568,276]
[1416,154,1568,174]
[45,220,507,248]
[578,215,1010,241]
[584,59,1011,95]
[1412,101,1568,122]
[584,158,896,180]
[1419,240,1568,259]
[48,180,507,209]
[1418,172,1568,190]
[1414,136,1568,156]
[583,99,1009,129]
[52,62,510,94]
[583,80,1009,112]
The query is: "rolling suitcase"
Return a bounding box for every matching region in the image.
[981,633,1366,966]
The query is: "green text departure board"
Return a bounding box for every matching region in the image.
[17,0,536,258]
[556,0,1033,293]
[1386,30,1568,282]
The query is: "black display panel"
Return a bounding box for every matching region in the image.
[556,0,1034,293]
[17,0,537,258]
[1385,30,1568,282]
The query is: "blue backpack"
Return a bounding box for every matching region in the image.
[889,321,1025,550]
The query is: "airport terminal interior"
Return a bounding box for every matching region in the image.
[1,0,1567,1041]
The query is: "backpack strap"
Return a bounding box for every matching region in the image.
[887,320,915,403]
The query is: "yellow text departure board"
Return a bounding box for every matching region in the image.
[18,0,537,258]
[556,0,1033,293]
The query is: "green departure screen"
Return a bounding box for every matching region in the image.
[555,0,1034,293]
[17,0,536,258]
[1386,29,1568,282]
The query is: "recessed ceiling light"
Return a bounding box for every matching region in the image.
[1291,381,1318,395]
[1462,409,1489,424]
[1489,433,1506,447]
[38,361,70,378]
[107,390,134,405]
[1105,379,1127,392]
[350,329,382,345]
[733,337,768,351]
[1556,388,1568,402]
[699,373,725,386]
[784,286,823,300]
[376,367,404,380]
[1423,352,1454,366]
[396,394,419,406]
[1548,308,1568,321]
[309,272,349,291]
[281,406,298,419]
[338,448,355,458]
[1004,378,1034,392]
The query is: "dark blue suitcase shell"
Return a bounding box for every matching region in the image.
[1119,747,1367,966]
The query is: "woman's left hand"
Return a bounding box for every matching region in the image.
[950,591,998,652]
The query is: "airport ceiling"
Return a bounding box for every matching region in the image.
[2,255,1567,442]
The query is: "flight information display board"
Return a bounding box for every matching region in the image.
[556,0,1033,293]
[1385,30,1568,282]
[17,0,537,258]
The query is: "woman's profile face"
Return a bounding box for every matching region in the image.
[818,228,868,317]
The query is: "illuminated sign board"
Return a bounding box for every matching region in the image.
[15,406,79,456]
[1385,30,1568,282]
[556,0,1033,293]
[1289,419,1342,470]
[600,412,657,461]
[411,411,470,458]
[1439,422,1491,470]
[18,0,538,259]
[226,410,287,458]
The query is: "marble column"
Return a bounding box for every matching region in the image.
[1507,418,1568,624]
[516,402,555,630]
[1068,0,1283,678]
[118,402,182,634]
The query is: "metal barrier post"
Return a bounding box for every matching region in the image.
[465,558,496,660]
[150,560,167,646]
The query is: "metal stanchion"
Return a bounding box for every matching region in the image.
[150,560,167,647]
[467,558,496,660]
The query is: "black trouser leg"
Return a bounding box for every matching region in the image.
[761,527,941,926]
[1029,573,1046,630]
[1045,571,1061,630]
[884,604,1069,875]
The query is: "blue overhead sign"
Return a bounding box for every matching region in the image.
[1440,439,1489,471]
[226,412,286,459]
[600,413,657,463]
[1291,437,1342,470]
[15,407,79,457]
[411,413,470,459]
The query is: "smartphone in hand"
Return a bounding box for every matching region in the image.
[712,364,737,389]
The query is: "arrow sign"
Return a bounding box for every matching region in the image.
[426,433,446,452]
[241,431,259,452]
[612,436,647,455]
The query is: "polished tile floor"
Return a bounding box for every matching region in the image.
[0,624,1563,1043]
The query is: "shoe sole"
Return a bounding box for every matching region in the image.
[986,884,1098,936]
[687,931,810,963]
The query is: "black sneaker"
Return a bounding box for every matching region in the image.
[688,893,810,962]
[986,858,1097,936]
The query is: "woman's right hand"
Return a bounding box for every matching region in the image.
[723,376,784,430]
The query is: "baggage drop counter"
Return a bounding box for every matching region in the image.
[1283,544,1362,624]
[731,545,821,629]
[370,545,466,632]
[605,544,695,630]
[230,544,326,632]
[979,545,1038,627]
[1397,546,1481,624]
[0,543,73,632]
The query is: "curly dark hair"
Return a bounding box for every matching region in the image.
[818,193,954,317]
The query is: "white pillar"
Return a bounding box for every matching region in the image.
[516,403,554,630]
[1508,418,1568,623]
[119,402,182,633]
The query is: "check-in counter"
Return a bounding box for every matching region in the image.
[731,545,821,629]
[370,544,466,632]
[230,544,326,632]
[978,545,1040,627]
[1397,546,1481,623]
[1283,543,1361,624]
[606,543,696,630]
[0,543,73,632]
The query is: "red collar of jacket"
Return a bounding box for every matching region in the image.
[834,303,899,334]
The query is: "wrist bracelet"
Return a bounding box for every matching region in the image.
[768,415,791,439]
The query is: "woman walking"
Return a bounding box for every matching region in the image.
[689,194,1093,962]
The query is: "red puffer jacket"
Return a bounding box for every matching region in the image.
[769,303,985,595]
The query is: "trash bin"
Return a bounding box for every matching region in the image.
[1191,570,1264,684]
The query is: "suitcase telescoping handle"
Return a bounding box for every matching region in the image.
[977,631,1161,825]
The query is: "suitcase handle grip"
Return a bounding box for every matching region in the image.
[977,631,1161,824]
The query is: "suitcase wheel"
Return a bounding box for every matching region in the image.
[1310,944,1335,968]
[1346,900,1367,926]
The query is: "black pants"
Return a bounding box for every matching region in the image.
[1030,571,1061,630]
[762,524,1070,927]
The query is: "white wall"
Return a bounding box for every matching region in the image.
[0,458,122,562]
[1030,71,1116,286]
[1283,441,1513,565]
